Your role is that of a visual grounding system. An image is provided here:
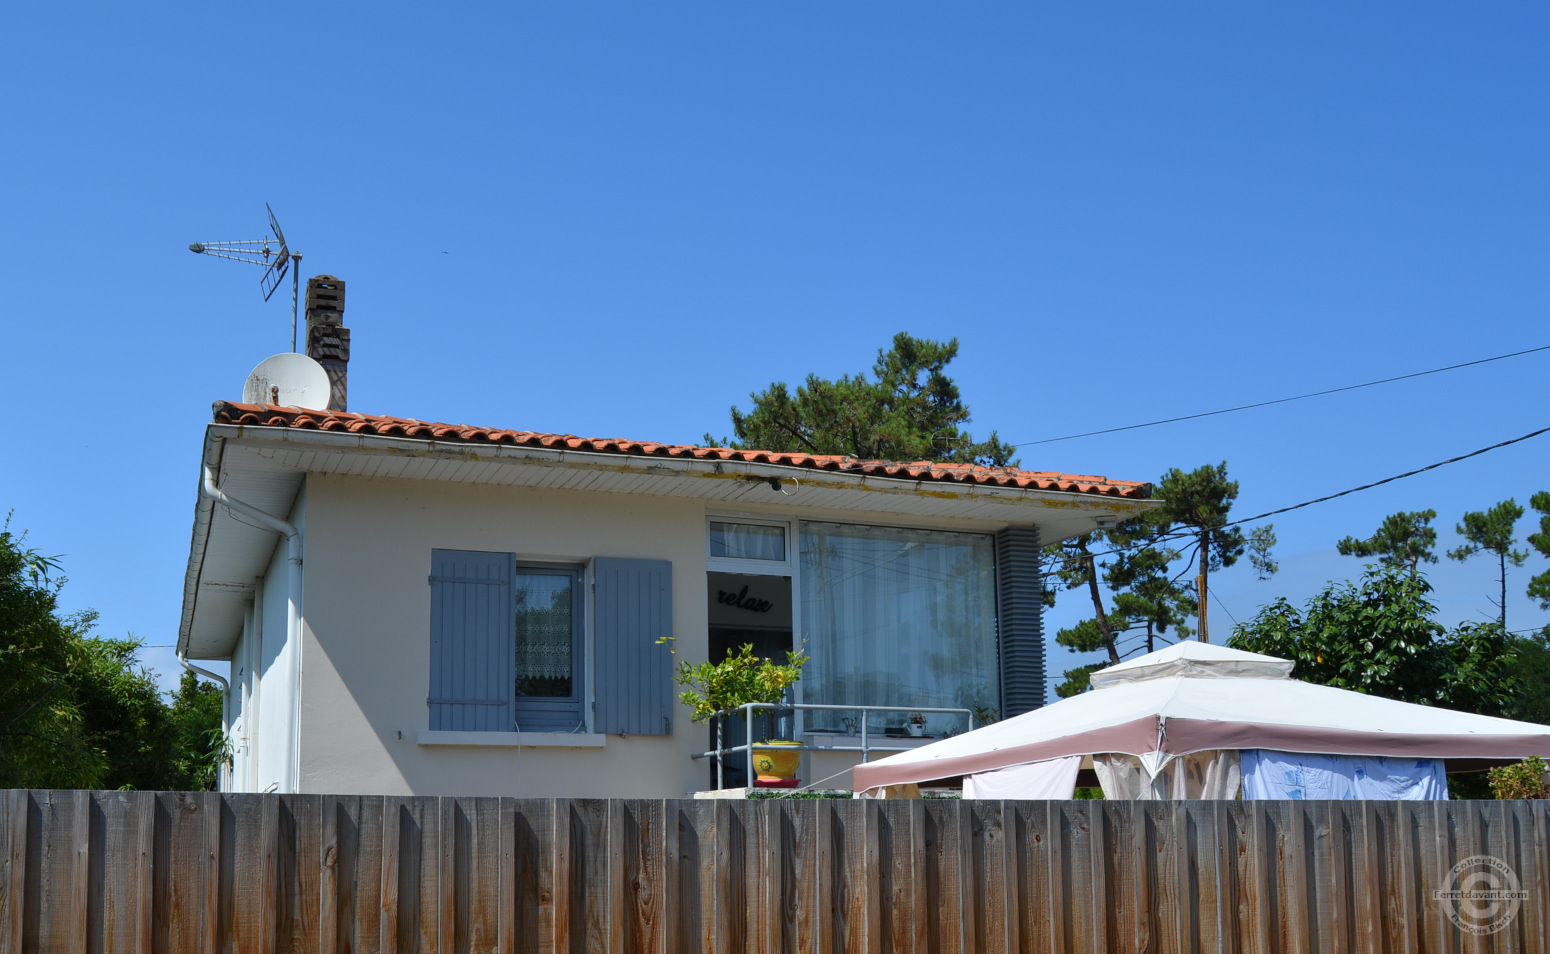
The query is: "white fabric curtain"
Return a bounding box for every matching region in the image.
[1240,750,1449,800]
[799,522,998,734]
[1093,751,1241,799]
[710,522,787,561]
[963,756,1082,799]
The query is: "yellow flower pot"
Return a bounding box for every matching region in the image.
[754,741,803,781]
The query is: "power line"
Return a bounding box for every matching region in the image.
[1014,344,1550,447]
[1220,424,1550,530]
[1083,423,1550,560]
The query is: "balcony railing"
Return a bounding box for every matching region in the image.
[690,702,976,791]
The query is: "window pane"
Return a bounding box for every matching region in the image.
[800,522,998,733]
[710,521,786,561]
[514,573,574,698]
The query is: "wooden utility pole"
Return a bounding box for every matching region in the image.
[1196,525,1211,642]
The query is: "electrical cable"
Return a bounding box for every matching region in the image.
[1080,423,1550,561]
[1013,344,1550,447]
[1219,424,1550,531]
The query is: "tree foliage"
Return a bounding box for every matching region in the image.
[1336,509,1438,577]
[1509,627,1550,726]
[1154,462,1275,642]
[1046,516,1201,698]
[1228,566,1518,717]
[1526,492,1550,610]
[708,332,1015,466]
[1447,499,1527,630]
[0,518,225,790]
[1045,464,1271,696]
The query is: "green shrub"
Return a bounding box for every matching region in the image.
[1488,756,1549,800]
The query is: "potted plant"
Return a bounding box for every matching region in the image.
[661,639,810,782]
[753,739,804,783]
[906,712,927,737]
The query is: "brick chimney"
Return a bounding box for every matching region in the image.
[304,275,349,411]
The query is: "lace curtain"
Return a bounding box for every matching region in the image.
[514,573,575,698]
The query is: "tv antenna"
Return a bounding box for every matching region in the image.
[189,204,304,351]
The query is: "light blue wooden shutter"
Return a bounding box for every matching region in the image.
[593,557,673,736]
[428,549,514,731]
[996,526,1046,718]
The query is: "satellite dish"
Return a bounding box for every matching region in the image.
[243,353,332,409]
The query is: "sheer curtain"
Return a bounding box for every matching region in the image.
[799,522,998,734]
[709,522,786,561]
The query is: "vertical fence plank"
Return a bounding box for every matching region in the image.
[319,796,341,954]
[132,791,155,954]
[1235,802,1272,954]
[1513,799,1549,954]
[661,800,684,954]
[379,795,437,954]
[0,791,24,954]
[1077,800,1107,954]
[573,798,612,954]
[91,791,150,954]
[28,791,79,951]
[1348,802,1379,954]
[279,795,322,954]
[511,799,559,954]
[498,798,517,954]
[786,799,818,954]
[617,799,666,954]
[1416,800,1455,953]
[437,798,456,954]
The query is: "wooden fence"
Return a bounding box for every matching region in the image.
[2,790,1548,953]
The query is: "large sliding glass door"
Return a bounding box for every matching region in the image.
[799,521,998,736]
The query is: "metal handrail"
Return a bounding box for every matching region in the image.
[690,702,976,790]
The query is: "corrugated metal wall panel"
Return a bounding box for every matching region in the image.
[593,557,674,736]
[996,526,1046,718]
[428,549,515,731]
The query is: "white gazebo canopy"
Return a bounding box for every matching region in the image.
[852,641,1550,792]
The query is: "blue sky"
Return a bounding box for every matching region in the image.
[2,5,1546,697]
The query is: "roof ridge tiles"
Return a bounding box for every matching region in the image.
[208,400,1152,499]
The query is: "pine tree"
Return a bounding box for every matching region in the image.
[708,332,1014,465]
[1336,509,1439,578]
[1448,500,1527,631]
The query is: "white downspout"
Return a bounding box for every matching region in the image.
[175,652,231,791]
[200,453,304,794]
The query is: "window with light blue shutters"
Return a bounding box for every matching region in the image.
[593,557,674,736]
[428,549,516,731]
[429,550,671,735]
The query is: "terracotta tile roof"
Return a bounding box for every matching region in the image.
[213,401,1153,499]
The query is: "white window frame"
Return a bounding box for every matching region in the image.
[705,514,797,576]
[705,512,806,736]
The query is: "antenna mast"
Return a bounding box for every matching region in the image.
[189,203,303,351]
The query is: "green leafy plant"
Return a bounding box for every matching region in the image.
[664,640,809,724]
[1228,566,1519,716]
[1488,756,1549,800]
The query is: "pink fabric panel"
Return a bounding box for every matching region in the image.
[1159,720,1550,760]
[851,716,1161,791]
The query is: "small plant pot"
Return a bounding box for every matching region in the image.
[754,741,803,781]
[908,723,926,737]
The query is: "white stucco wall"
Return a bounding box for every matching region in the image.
[221,486,306,794]
[295,474,713,797]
